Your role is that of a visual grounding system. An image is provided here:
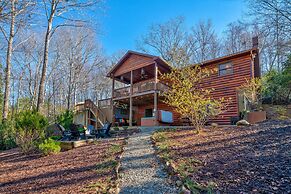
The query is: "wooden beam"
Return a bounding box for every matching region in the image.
[154,62,158,126]
[129,70,133,126]
[111,77,115,124]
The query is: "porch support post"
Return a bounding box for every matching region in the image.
[154,62,158,126]
[111,76,115,124]
[129,70,133,126]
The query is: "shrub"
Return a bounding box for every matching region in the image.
[238,78,264,111]
[0,120,16,150]
[262,55,291,105]
[56,110,73,130]
[38,138,61,156]
[161,66,231,130]
[50,135,62,140]
[15,110,48,154]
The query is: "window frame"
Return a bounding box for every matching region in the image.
[144,108,153,118]
[218,62,233,76]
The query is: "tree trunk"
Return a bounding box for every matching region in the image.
[36,2,56,112]
[2,0,15,121]
[67,62,73,110]
[52,78,56,120]
[16,72,23,114]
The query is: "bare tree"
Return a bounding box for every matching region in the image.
[137,17,221,66]
[0,0,34,120]
[223,22,253,54]
[190,20,221,62]
[137,16,194,67]
[13,32,43,109]
[247,0,291,71]
[1,0,15,120]
[42,27,105,116]
[37,0,103,112]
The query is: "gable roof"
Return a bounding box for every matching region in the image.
[106,50,170,77]
[193,48,258,67]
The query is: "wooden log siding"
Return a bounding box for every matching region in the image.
[139,55,253,126]
[199,55,253,124]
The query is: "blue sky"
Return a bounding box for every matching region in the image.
[99,0,248,55]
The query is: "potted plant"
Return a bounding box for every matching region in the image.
[238,78,266,124]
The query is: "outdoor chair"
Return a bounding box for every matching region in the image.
[60,124,86,141]
[96,122,112,138]
[59,124,72,141]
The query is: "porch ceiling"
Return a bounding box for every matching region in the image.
[114,63,172,84]
[115,64,155,84]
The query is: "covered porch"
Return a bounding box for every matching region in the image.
[113,93,174,127]
[107,51,172,126]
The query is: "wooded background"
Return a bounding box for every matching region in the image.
[0,0,290,121]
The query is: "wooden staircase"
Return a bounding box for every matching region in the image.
[75,99,108,127]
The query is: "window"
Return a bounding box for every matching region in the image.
[218,62,233,76]
[145,109,153,117]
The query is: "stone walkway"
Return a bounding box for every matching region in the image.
[119,128,177,194]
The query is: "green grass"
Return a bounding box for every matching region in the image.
[95,158,118,173]
[113,127,119,131]
[183,178,216,194]
[152,131,168,142]
[83,177,115,193]
[109,143,122,154]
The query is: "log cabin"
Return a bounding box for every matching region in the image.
[98,38,260,126]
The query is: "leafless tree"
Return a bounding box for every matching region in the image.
[36,0,103,113]
[137,16,195,67]
[247,0,291,71]
[41,27,106,117]
[137,17,222,66]
[0,0,34,120]
[190,20,221,62]
[223,22,253,54]
[13,32,43,109]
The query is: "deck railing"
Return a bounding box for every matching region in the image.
[75,103,85,112]
[113,81,168,99]
[113,86,130,98]
[98,98,111,107]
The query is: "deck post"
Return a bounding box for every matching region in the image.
[154,62,158,126]
[129,70,133,126]
[111,76,115,124]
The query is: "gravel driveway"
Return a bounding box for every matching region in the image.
[119,128,177,194]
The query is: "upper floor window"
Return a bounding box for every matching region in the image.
[218,62,233,76]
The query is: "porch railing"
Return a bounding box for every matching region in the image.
[113,81,168,99]
[113,86,130,98]
[98,98,111,107]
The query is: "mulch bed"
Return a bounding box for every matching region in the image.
[0,138,125,194]
[154,120,291,193]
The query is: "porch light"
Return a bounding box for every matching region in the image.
[141,68,148,79]
[141,68,145,75]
